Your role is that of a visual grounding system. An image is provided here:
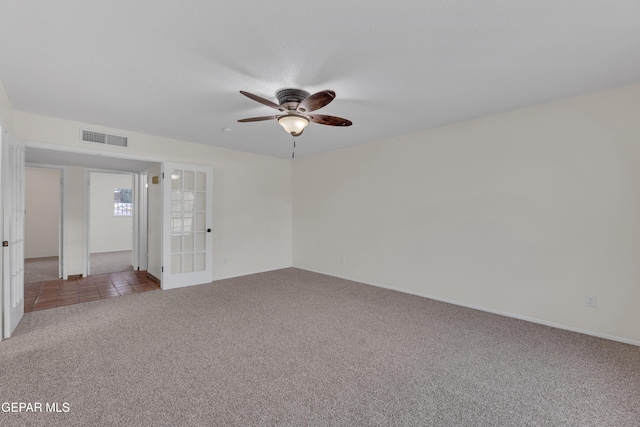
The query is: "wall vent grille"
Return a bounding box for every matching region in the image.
[81,130,128,147]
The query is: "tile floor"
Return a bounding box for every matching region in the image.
[24,270,161,312]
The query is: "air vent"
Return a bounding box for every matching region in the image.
[81,130,128,147]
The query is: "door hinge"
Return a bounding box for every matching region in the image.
[161,266,164,272]
[3,241,8,247]
[162,172,164,179]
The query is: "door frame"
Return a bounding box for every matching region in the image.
[133,172,148,271]
[84,169,140,277]
[25,164,66,279]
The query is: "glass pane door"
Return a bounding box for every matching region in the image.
[163,163,213,289]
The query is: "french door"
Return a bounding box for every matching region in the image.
[2,133,25,338]
[162,162,213,289]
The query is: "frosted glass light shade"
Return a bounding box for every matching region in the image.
[278,114,309,136]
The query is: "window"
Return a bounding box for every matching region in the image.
[114,188,132,216]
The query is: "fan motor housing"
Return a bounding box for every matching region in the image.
[276,88,310,107]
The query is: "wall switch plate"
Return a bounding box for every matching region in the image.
[222,257,228,265]
[341,257,346,264]
[585,295,597,308]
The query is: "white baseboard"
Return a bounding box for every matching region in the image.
[212,265,293,282]
[298,267,640,348]
[90,249,133,254]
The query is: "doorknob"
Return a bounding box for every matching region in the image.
[207,228,212,233]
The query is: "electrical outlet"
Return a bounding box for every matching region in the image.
[585,295,597,308]
[222,257,228,265]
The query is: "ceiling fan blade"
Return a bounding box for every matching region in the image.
[237,115,279,122]
[297,90,336,113]
[239,91,284,111]
[308,114,352,126]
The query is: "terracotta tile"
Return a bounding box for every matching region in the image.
[33,302,58,310]
[36,296,58,304]
[110,282,130,288]
[58,293,78,299]
[100,293,120,300]
[41,280,62,286]
[26,269,160,310]
[113,284,132,289]
[93,281,112,287]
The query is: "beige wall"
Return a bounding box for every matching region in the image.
[293,83,640,344]
[66,166,85,275]
[14,112,293,280]
[90,172,133,253]
[25,167,60,258]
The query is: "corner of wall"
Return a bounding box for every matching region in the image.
[0,77,15,132]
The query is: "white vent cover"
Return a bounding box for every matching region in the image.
[81,130,128,147]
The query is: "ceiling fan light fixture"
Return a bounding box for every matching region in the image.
[278,114,309,136]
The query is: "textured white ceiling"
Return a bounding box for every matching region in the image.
[1,1,639,159]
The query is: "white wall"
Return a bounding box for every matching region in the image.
[25,167,60,258]
[293,83,640,345]
[14,112,293,280]
[89,172,133,253]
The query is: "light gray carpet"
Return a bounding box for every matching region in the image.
[24,251,133,284]
[1,268,638,426]
[24,256,59,283]
[89,250,133,276]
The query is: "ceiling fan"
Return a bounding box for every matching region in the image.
[238,89,352,137]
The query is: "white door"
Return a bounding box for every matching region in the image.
[162,163,213,289]
[2,133,25,338]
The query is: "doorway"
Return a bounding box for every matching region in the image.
[24,167,62,283]
[87,171,135,276]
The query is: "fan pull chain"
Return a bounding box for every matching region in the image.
[292,139,296,159]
